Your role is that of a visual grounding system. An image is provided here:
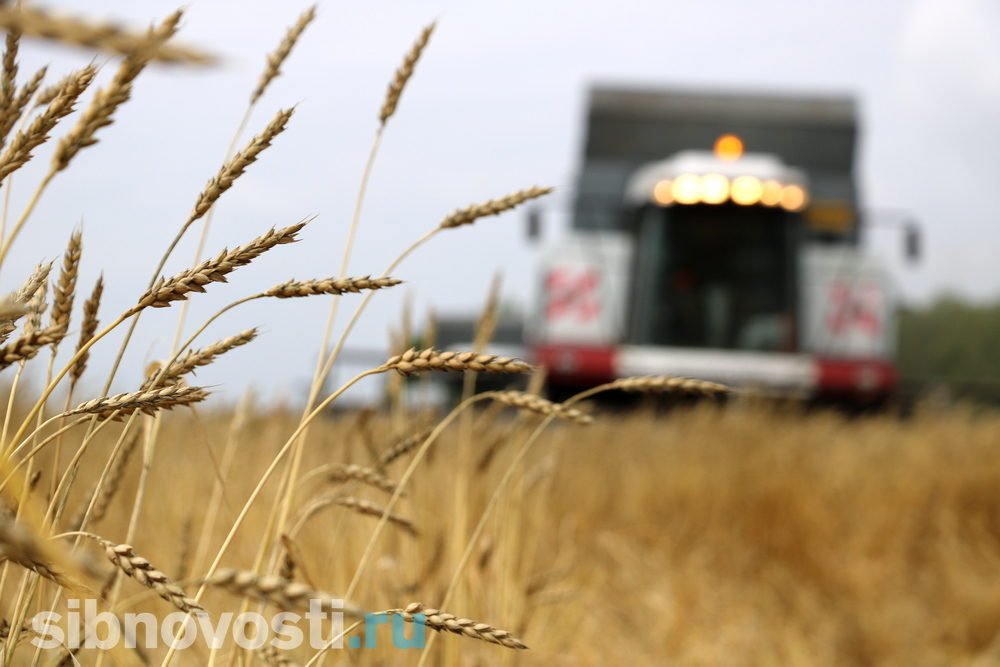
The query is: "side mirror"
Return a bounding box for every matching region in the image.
[904,222,921,264]
[525,207,542,244]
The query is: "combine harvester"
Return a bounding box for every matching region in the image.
[525,86,918,405]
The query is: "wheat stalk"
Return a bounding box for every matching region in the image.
[251,5,316,105]
[0,64,95,181]
[186,108,294,228]
[384,347,533,376]
[52,10,182,173]
[609,375,730,396]
[385,603,528,650]
[129,221,306,315]
[67,384,209,421]
[68,274,103,386]
[207,569,364,618]
[263,276,401,299]
[379,22,435,124]
[0,5,215,64]
[439,186,553,230]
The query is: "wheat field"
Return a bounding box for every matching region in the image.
[0,5,997,666]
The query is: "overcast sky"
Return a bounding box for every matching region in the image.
[3,0,998,400]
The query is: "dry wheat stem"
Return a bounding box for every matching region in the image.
[159,367,386,665]
[313,183,554,397]
[0,5,216,64]
[0,417,89,487]
[386,603,527,650]
[207,569,363,618]
[69,433,138,529]
[421,376,722,663]
[379,22,435,124]
[278,128,388,610]
[263,276,401,298]
[251,5,316,104]
[343,392,497,602]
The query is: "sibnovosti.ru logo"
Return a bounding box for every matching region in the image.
[28,599,426,651]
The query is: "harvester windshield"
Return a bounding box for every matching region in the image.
[623,148,809,353]
[630,202,797,352]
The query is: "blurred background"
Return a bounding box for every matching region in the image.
[3,0,999,402]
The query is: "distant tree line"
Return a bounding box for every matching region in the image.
[898,296,1000,385]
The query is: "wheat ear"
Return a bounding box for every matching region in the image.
[186,108,294,228]
[0,5,215,64]
[207,569,364,618]
[384,347,533,376]
[0,325,66,369]
[52,11,182,173]
[385,603,527,650]
[67,384,209,421]
[0,512,68,588]
[82,536,204,614]
[0,64,95,181]
[144,328,258,389]
[48,228,82,341]
[609,375,730,396]
[379,22,435,124]
[493,391,593,425]
[324,463,400,495]
[379,428,433,467]
[251,5,316,105]
[68,274,102,386]
[263,276,401,298]
[129,221,306,315]
[439,186,553,230]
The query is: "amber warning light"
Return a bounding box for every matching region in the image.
[714,134,744,161]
